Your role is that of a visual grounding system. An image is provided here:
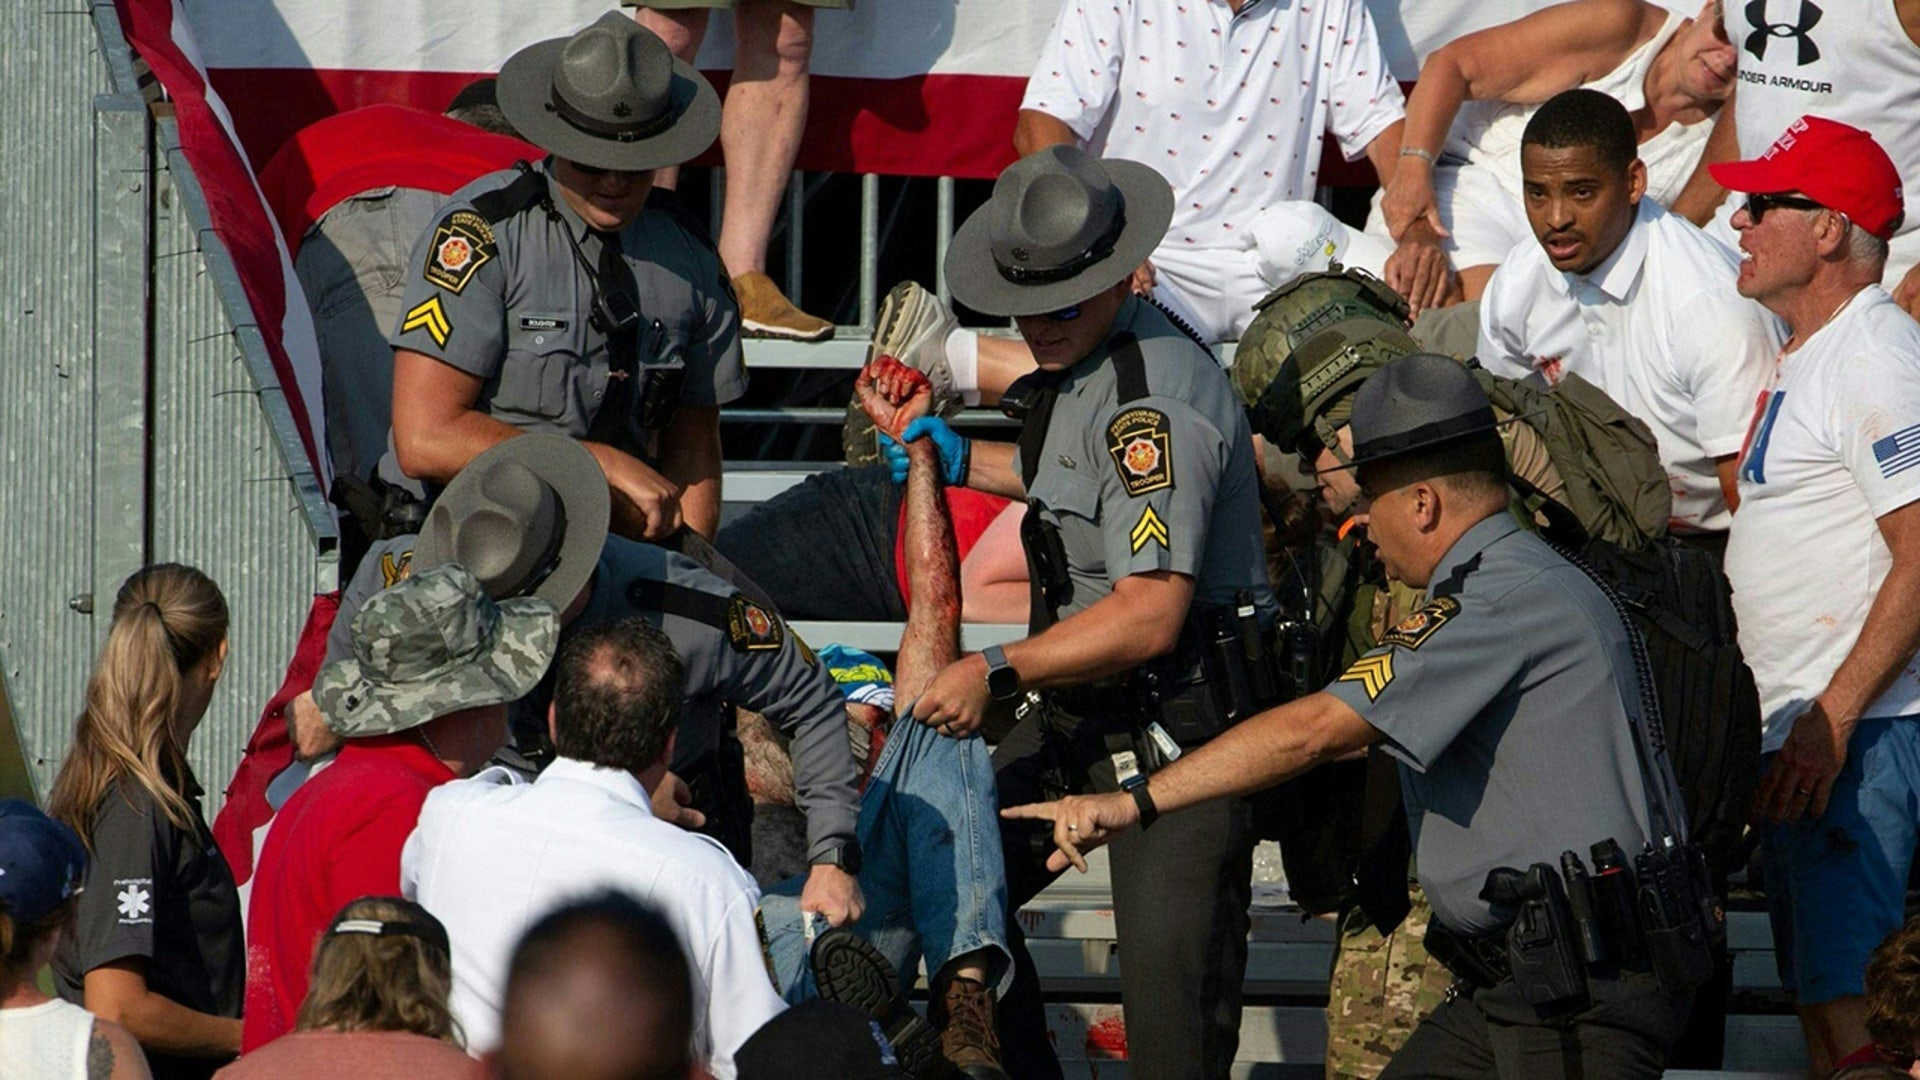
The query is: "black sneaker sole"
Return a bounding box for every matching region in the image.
[811,928,949,1079]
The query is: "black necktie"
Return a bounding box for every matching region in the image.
[586,229,641,447]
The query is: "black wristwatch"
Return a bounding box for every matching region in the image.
[811,839,863,875]
[983,644,1021,701]
[1125,777,1161,830]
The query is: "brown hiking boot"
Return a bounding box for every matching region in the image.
[935,976,1008,1080]
[734,270,834,342]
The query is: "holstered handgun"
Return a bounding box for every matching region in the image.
[1483,864,1590,1014]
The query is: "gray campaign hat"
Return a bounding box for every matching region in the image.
[945,145,1174,317]
[314,565,559,738]
[414,435,611,610]
[497,12,720,173]
[1334,353,1508,473]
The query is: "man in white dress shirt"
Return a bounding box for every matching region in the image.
[404,619,785,1078]
[1477,88,1779,541]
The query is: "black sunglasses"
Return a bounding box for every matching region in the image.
[1038,304,1081,322]
[1743,193,1826,224]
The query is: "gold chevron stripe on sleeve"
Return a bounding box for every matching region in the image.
[1337,653,1394,702]
[401,295,452,348]
[1129,504,1170,554]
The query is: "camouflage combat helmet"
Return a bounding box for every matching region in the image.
[1233,268,1415,458]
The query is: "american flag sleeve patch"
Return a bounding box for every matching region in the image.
[1873,422,1920,479]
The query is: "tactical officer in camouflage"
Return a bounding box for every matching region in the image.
[1232,271,1574,1080]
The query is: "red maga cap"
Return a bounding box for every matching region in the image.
[1709,116,1905,242]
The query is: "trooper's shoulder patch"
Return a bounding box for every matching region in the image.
[1337,652,1395,702]
[726,594,784,653]
[422,209,496,295]
[1379,596,1459,651]
[1107,407,1174,497]
[378,548,415,589]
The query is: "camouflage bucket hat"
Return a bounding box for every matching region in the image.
[314,564,559,738]
[1238,315,1420,459]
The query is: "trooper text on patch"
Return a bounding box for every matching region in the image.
[1107,407,1175,497]
[422,210,497,295]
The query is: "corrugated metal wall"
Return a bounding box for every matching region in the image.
[0,4,118,799]
[0,4,328,808]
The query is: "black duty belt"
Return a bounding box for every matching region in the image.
[1046,682,1150,722]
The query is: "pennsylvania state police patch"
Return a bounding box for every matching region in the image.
[1379,596,1459,651]
[422,210,495,295]
[726,594,784,653]
[1107,407,1174,497]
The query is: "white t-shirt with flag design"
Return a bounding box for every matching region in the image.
[1725,286,1920,752]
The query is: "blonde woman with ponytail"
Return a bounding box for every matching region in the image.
[48,564,246,1080]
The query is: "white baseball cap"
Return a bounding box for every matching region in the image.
[1247,201,1392,288]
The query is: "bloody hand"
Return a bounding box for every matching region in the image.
[856,355,935,440]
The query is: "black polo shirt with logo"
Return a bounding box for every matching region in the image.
[54,776,245,1080]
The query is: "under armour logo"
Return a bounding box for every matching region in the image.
[1744,0,1821,65]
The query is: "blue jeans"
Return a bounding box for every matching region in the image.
[760,716,1013,1000]
[1759,716,1920,1004]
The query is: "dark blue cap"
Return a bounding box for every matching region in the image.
[0,799,88,924]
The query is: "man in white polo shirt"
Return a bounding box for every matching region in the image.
[1477,88,1779,540]
[848,0,1458,431]
[1014,0,1454,334]
[1715,116,1920,1077]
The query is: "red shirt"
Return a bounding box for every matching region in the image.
[893,488,1013,606]
[240,736,455,1052]
[253,104,540,253]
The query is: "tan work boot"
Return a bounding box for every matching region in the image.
[734,270,834,342]
[935,976,1008,1080]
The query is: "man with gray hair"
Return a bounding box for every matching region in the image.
[1715,116,1920,1076]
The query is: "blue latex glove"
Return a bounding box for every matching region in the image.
[881,417,970,486]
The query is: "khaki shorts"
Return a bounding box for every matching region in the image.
[624,0,852,10]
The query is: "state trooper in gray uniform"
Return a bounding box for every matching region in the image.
[377,12,743,542]
[1008,354,1715,1080]
[894,146,1278,1080]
